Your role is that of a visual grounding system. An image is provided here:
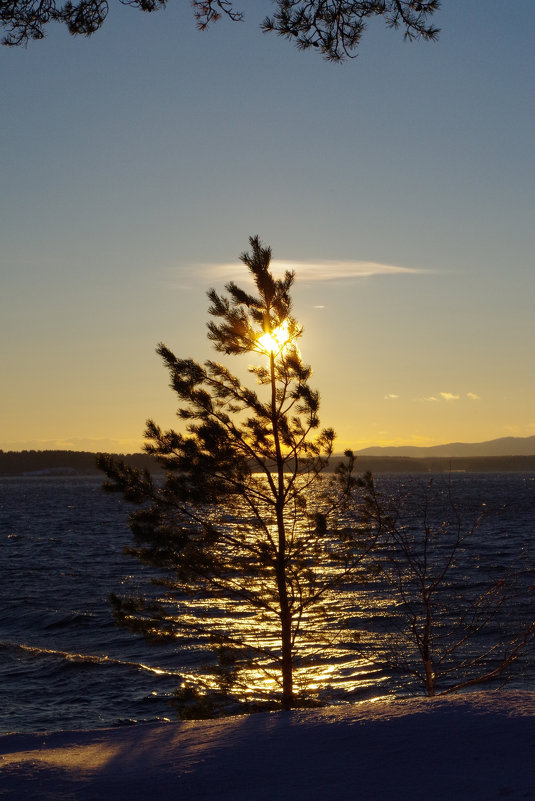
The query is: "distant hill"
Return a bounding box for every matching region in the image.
[356,435,535,458]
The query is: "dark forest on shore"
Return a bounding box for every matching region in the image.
[2,450,535,476]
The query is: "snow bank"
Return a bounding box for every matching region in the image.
[1,691,534,801]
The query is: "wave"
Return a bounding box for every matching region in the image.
[0,641,183,677]
[42,611,94,630]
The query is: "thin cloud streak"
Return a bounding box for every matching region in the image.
[202,259,427,284]
[421,392,480,403]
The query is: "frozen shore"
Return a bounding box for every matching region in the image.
[1,691,534,801]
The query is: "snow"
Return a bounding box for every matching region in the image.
[1,691,534,801]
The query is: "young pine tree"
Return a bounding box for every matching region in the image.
[98,236,377,714]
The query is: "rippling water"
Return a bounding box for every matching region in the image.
[0,473,533,733]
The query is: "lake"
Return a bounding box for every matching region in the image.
[0,472,533,733]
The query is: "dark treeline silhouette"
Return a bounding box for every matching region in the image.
[2,450,535,476]
[0,450,158,476]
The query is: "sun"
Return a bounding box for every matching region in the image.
[257,320,292,355]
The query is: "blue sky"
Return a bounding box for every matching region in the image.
[1,0,534,452]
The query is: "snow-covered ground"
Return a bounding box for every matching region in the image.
[1,692,534,801]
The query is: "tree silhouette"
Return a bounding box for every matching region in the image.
[2,0,440,61]
[357,476,535,696]
[98,236,377,714]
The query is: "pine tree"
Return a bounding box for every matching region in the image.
[3,0,440,61]
[98,236,377,714]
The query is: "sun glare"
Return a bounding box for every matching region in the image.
[257,320,292,355]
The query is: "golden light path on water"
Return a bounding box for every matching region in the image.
[166,591,392,703]
[145,470,397,706]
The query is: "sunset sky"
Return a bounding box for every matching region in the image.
[1,1,534,453]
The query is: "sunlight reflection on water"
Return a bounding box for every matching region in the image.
[0,473,533,731]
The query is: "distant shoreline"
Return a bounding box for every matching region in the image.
[1,450,535,476]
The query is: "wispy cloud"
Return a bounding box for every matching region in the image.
[422,392,479,403]
[384,393,399,400]
[202,259,426,284]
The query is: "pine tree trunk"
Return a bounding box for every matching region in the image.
[275,501,294,710]
[270,349,294,710]
[280,602,294,710]
[424,659,435,697]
